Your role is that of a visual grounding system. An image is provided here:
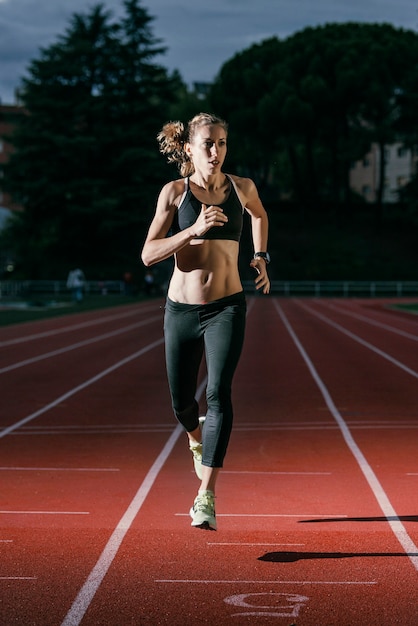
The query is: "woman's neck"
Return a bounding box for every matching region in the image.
[190,171,226,192]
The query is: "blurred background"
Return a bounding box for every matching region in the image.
[1,0,418,303]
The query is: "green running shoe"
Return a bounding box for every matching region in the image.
[190,490,217,530]
[189,416,206,480]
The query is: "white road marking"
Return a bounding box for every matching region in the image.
[0,467,120,472]
[296,300,418,379]
[0,303,160,347]
[275,300,418,572]
[155,579,377,585]
[207,543,305,546]
[222,470,331,475]
[319,301,418,341]
[176,513,347,518]
[60,378,207,626]
[0,577,37,580]
[0,337,164,439]
[0,315,162,374]
[0,510,89,515]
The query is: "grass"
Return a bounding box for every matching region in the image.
[391,303,418,314]
[0,294,152,327]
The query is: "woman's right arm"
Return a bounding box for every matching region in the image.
[141,182,195,267]
[141,182,228,267]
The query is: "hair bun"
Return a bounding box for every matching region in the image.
[157,121,186,161]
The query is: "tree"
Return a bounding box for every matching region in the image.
[209,23,418,212]
[209,37,283,190]
[3,0,181,278]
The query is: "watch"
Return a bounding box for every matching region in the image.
[254,252,270,264]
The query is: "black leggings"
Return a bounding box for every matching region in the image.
[164,292,246,467]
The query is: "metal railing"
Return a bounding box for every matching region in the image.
[1,279,417,299]
[0,280,125,299]
[242,280,418,297]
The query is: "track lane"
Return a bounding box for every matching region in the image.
[1,297,418,624]
[70,296,418,624]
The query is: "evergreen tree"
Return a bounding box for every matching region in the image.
[3,0,181,278]
[210,23,418,210]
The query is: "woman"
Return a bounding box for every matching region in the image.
[141,112,270,530]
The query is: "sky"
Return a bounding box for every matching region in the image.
[0,0,418,104]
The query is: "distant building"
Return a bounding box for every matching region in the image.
[0,104,25,221]
[349,142,417,203]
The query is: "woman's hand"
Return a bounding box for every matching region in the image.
[250,258,270,294]
[192,204,228,237]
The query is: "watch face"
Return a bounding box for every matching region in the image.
[256,252,270,263]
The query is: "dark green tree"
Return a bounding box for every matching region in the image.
[209,23,418,212]
[3,0,181,279]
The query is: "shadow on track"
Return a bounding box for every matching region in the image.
[258,551,418,563]
[298,515,418,523]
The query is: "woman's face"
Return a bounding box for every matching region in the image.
[187,124,227,176]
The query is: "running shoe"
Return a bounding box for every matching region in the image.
[189,441,203,480]
[189,416,206,480]
[190,490,217,530]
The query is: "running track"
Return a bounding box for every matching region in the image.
[1,296,418,625]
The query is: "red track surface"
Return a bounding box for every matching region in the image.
[1,296,418,625]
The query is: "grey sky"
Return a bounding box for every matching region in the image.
[0,0,417,103]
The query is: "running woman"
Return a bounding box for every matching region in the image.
[141,112,270,530]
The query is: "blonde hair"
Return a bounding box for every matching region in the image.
[157,112,228,177]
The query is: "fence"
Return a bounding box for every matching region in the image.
[241,280,418,297]
[0,280,125,299]
[1,279,418,299]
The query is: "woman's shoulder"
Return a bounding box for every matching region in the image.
[159,178,188,206]
[226,174,258,203]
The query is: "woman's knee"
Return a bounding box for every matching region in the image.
[173,399,199,432]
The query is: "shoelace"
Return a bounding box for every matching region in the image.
[194,494,215,512]
[189,443,202,458]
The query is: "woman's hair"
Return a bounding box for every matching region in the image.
[157,112,228,177]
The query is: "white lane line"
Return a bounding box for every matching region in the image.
[0,467,120,472]
[60,377,207,626]
[296,300,418,379]
[0,315,162,374]
[275,300,418,573]
[234,425,339,430]
[176,514,347,518]
[155,579,377,585]
[0,337,164,439]
[61,427,181,626]
[0,511,89,515]
[0,303,161,347]
[12,427,173,436]
[207,543,305,546]
[222,471,331,475]
[0,577,37,580]
[17,423,172,430]
[319,301,418,341]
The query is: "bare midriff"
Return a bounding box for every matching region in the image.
[167,239,242,304]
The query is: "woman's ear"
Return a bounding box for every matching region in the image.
[184,142,192,158]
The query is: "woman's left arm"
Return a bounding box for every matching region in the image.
[239,177,271,295]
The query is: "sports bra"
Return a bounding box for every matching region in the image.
[171,174,244,242]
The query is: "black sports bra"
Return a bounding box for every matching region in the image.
[171,174,244,242]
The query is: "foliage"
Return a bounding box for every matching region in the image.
[2,0,182,279]
[209,23,418,212]
[3,16,418,281]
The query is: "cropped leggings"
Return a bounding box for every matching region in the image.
[164,292,246,468]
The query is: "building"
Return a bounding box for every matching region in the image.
[0,104,25,223]
[0,104,25,274]
[349,141,417,203]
